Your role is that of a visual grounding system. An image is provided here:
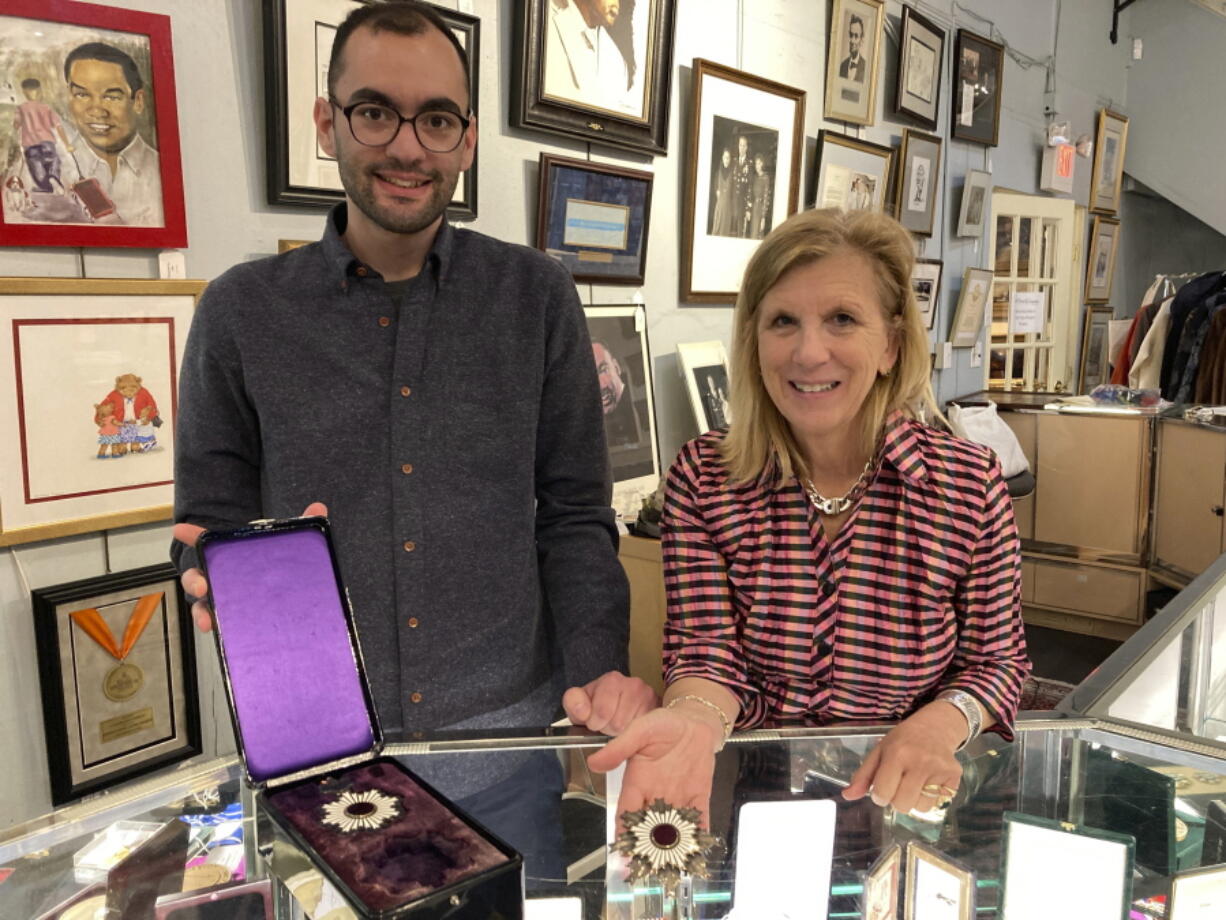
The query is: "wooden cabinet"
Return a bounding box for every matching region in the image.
[618,534,665,694]
[1153,421,1226,581]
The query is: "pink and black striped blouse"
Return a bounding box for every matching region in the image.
[661,413,1031,736]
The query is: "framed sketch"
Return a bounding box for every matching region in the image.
[0,0,187,248]
[812,130,894,214]
[895,129,942,236]
[1000,812,1133,920]
[1078,305,1114,394]
[0,277,204,546]
[1085,216,1120,303]
[676,340,731,436]
[264,0,480,219]
[1169,863,1226,920]
[824,0,884,126]
[681,59,805,302]
[911,258,943,331]
[584,306,660,522]
[904,842,974,920]
[33,563,200,805]
[949,267,993,347]
[955,168,991,238]
[512,0,677,155]
[536,153,653,285]
[863,844,902,920]
[1089,109,1129,215]
[894,5,945,130]
[951,29,1004,146]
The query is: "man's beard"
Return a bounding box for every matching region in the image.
[339,153,460,234]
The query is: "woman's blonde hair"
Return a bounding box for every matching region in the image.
[720,207,942,483]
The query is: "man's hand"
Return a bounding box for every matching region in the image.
[172,502,328,633]
[841,702,966,815]
[562,671,659,735]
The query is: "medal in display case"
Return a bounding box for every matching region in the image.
[197,517,523,919]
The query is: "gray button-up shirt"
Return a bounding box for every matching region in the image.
[174,207,629,781]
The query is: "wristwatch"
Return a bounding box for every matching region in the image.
[935,689,983,750]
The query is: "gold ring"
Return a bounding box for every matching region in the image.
[939,785,958,797]
[921,783,944,795]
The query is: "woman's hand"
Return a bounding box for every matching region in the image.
[586,707,722,827]
[841,702,967,814]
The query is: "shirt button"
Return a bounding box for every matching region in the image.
[410,692,423,704]
[401,463,414,475]
[400,385,411,397]
[407,617,420,628]
[403,540,416,552]
[356,266,368,277]
[821,579,836,597]
[378,316,391,327]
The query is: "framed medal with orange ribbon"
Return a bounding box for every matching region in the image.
[32,562,200,804]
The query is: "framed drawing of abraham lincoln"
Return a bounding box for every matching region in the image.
[0,0,186,247]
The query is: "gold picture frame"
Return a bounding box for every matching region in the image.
[904,842,974,920]
[0,277,205,545]
[824,0,885,126]
[1089,109,1129,215]
[1078,304,1115,394]
[1084,216,1121,303]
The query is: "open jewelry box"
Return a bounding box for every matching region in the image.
[197,517,523,919]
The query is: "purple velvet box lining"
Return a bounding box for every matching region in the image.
[203,528,374,783]
[264,760,510,912]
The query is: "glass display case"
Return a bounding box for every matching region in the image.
[3,719,1225,918]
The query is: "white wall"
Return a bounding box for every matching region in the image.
[0,0,1182,828]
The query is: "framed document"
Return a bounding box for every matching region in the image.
[824,0,884,126]
[681,59,805,302]
[911,258,943,331]
[676,340,731,436]
[584,306,660,522]
[1084,216,1121,303]
[1168,864,1226,920]
[0,0,187,248]
[894,5,945,130]
[904,842,973,920]
[864,844,902,920]
[536,154,653,285]
[949,267,993,348]
[955,169,992,238]
[1089,109,1129,215]
[1000,812,1133,920]
[1078,305,1115,394]
[895,129,942,236]
[951,29,1004,146]
[0,278,204,546]
[33,563,200,805]
[812,130,894,214]
[512,0,677,155]
[264,0,480,219]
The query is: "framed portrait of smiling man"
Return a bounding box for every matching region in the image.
[264,0,480,219]
[0,0,186,248]
[824,0,884,126]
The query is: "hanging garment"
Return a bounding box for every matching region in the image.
[1194,304,1226,404]
[1129,297,1173,390]
[1160,272,1226,399]
[1174,290,1226,402]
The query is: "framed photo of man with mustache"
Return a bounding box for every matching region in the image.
[264,0,480,219]
[0,0,186,248]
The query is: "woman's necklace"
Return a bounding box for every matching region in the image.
[803,456,874,516]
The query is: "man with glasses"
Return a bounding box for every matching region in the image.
[172,0,653,883]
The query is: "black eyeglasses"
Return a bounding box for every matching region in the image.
[330,99,470,152]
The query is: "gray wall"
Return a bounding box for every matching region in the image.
[0,0,1205,828]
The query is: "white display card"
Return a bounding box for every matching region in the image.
[1169,864,1226,920]
[733,799,836,919]
[1009,291,1046,335]
[524,898,583,920]
[1000,818,1129,920]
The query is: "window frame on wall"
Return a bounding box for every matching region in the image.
[984,191,1081,392]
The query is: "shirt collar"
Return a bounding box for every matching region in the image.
[74,132,152,176]
[320,202,453,288]
[764,410,929,493]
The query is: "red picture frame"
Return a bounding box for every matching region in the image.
[0,0,186,248]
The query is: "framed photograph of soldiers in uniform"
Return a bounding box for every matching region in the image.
[512,0,677,155]
[32,563,200,805]
[0,0,186,248]
[682,58,805,302]
[264,0,480,219]
[824,0,884,126]
[584,305,660,522]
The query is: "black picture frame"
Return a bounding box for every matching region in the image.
[894,4,946,130]
[911,257,943,331]
[951,29,1004,147]
[536,154,653,285]
[263,0,480,219]
[511,0,677,155]
[32,563,200,805]
[895,128,942,236]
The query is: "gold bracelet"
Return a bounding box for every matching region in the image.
[666,694,732,752]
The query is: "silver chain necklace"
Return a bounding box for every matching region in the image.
[803,457,874,516]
